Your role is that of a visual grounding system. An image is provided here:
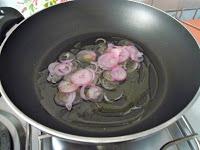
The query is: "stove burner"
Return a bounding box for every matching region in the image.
[0,109,25,150]
[0,122,12,150]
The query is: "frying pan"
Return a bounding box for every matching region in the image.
[1,0,200,144]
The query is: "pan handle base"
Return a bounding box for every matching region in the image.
[0,7,24,44]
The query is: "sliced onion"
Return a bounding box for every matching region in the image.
[126,61,140,73]
[47,74,62,83]
[53,62,72,76]
[72,92,82,105]
[77,50,96,63]
[118,48,130,63]
[111,66,127,81]
[90,61,98,72]
[70,69,93,86]
[87,86,103,102]
[87,68,96,81]
[104,92,123,103]
[80,85,103,102]
[58,80,79,93]
[97,44,107,54]
[95,38,106,44]
[65,92,76,110]
[101,78,118,90]
[63,73,72,81]
[54,91,76,111]
[107,46,129,63]
[135,52,144,62]
[102,71,114,81]
[71,61,79,72]
[125,45,144,62]
[48,62,59,74]
[58,52,75,63]
[54,92,68,106]
[107,43,116,49]
[107,47,121,57]
[98,53,119,70]
[92,72,101,85]
[80,85,89,100]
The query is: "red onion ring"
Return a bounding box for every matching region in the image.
[87,68,96,81]
[95,38,106,44]
[98,53,119,70]
[125,45,144,62]
[54,62,72,76]
[58,52,75,63]
[118,48,130,63]
[103,70,114,81]
[70,69,94,86]
[111,66,127,81]
[87,86,103,102]
[80,85,89,100]
[54,92,67,106]
[65,92,76,111]
[77,50,96,62]
[134,52,144,62]
[107,43,116,49]
[59,59,74,64]
[48,62,59,75]
[107,45,130,63]
[104,91,123,103]
[90,61,98,72]
[107,47,120,57]
[54,91,76,111]
[58,80,79,93]
[47,74,62,83]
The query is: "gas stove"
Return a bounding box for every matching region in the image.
[0,96,199,150]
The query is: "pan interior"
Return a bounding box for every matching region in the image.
[2,0,200,137]
[35,34,163,133]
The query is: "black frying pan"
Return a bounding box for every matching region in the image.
[1,0,200,143]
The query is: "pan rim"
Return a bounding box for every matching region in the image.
[0,0,200,144]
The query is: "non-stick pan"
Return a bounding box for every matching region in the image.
[1,0,200,144]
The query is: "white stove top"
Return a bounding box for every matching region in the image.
[185,96,200,136]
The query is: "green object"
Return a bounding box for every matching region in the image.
[29,3,35,13]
